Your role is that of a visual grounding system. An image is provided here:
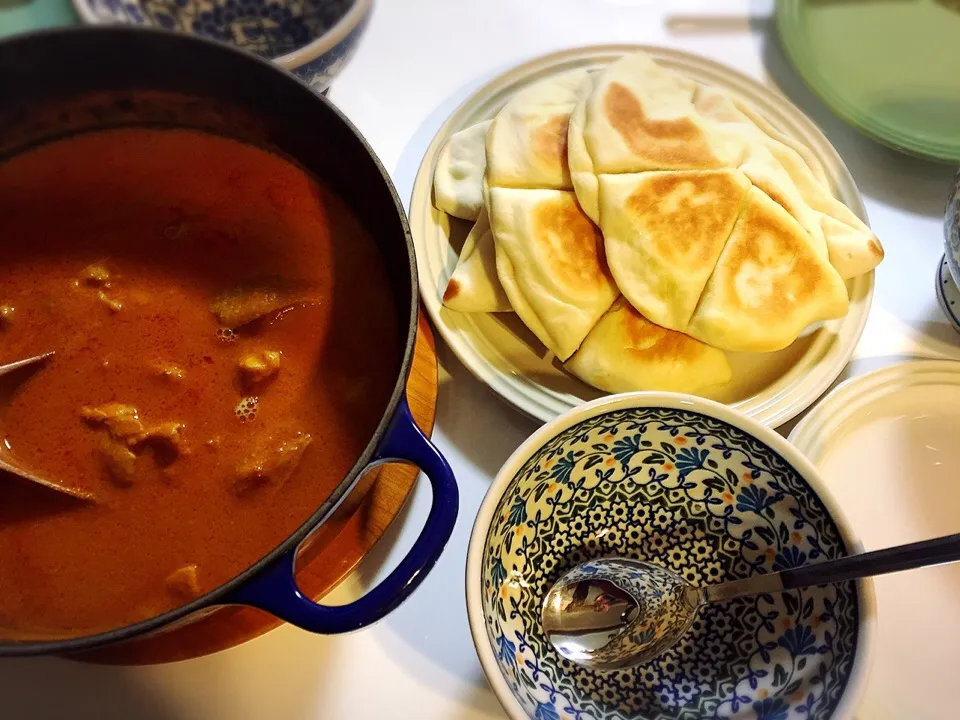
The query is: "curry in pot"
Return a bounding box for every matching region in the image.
[0,128,400,638]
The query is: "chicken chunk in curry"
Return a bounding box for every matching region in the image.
[81,403,145,440]
[74,263,123,313]
[210,277,314,329]
[233,432,313,498]
[97,436,138,486]
[77,263,111,287]
[165,564,201,600]
[239,350,281,386]
[82,404,187,480]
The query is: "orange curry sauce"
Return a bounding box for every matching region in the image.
[0,129,399,638]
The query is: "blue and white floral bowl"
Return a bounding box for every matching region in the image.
[945,168,960,286]
[940,169,960,332]
[466,393,875,720]
[72,0,370,92]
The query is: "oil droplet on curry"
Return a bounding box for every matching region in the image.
[0,128,400,638]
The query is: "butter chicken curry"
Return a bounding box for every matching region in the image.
[0,128,399,638]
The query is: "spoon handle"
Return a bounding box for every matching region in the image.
[780,532,960,591]
[705,532,960,603]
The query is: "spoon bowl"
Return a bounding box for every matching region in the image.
[542,558,701,670]
[0,352,98,501]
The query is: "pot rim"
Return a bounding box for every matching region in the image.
[0,25,419,657]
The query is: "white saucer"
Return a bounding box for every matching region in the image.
[936,254,960,333]
[790,360,960,720]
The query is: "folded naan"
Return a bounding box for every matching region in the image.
[685,187,849,352]
[566,297,731,394]
[568,74,601,223]
[484,70,618,360]
[488,187,617,360]
[730,96,830,190]
[582,51,744,176]
[598,169,751,332]
[442,208,511,313]
[693,85,883,278]
[574,51,882,281]
[485,69,587,191]
[433,120,491,221]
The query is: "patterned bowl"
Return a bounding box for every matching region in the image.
[466,393,875,720]
[938,170,960,331]
[72,0,371,92]
[945,168,960,286]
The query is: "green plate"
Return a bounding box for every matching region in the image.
[0,0,77,38]
[777,0,960,162]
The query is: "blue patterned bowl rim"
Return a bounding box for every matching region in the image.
[943,166,960,287]
[466,391,876,720]
[71,0,371,69]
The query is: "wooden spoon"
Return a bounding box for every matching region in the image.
[0,353,97,502]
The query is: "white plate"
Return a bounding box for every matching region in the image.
[409,45,874,426]
[789,360,960,720]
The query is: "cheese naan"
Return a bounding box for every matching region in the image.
[598,168,750,331]
[484,70,618,360]
[485,69,587,190]
[686,187,849,352]
[488,187,617,361]
[566,297,731,394]
[442,208,511,313]
[433,120,491,221]
[568,73,601,223]
[693,85,883,278]
[575,51,882,281]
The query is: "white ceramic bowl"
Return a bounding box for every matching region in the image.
[466,393,875,720]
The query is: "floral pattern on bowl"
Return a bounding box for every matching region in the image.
[477,404,863,720]
[944,167,960,286]
[72,0,369,92]
[936,255,960,334]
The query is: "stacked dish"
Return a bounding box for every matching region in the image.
[411,46,883,425]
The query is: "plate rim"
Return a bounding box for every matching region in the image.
[788,357,960,716]
[409,43,875,427]
[788,358,960,460]
[776,2,960,163]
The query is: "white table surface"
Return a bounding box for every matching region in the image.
[3,1,959,718]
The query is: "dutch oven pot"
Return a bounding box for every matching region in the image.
[0,26,458,656]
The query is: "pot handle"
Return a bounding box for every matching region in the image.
[226,397,458,634]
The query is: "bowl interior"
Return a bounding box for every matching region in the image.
[77,0,355,58]
[479,404,862,719]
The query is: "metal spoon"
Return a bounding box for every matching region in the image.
[542,533,960,670]
[0,352,97,502]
